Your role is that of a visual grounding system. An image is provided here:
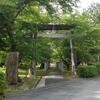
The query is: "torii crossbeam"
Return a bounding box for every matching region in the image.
[22,22,77,38]
[33,24,77,38]
[33,24,76,30]
[22,22,77,30]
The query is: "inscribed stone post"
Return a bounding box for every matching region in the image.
[6,52,19,85]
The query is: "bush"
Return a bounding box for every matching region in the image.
[36,69,46,76]
[0,71,6,96]
[78,65,97,78]
[18,76,22,83]
[95,63,100,75]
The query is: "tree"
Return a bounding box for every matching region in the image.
[83,3,100,62]
[60,14,93,76]
[0,0,80,82]
[84,3,100,23]
[0,0,79,51]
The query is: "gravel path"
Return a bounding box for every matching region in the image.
[6,77,100,100]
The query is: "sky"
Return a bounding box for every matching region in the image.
[77,0,100,12]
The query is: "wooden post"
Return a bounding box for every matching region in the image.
[6,52,19,85]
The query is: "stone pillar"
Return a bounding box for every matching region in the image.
[6,52,19,85]
[56,62,59,69]
[60,62,64,72]
[58,62,60,70]
[57,61,64,72]
[44,62,48,71]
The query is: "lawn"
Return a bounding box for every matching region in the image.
[0,67,46,93]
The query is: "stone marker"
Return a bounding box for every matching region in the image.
[60,62,64,72]
[6,52,19,85]
[56,62,64,72]
[44,62,49,71]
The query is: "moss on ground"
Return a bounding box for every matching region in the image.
[7,76,41,93]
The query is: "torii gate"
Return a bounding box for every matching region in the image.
[33,24,76,38]
[35,24,77,74]
[6,23,77,85]
[32,23,77,72]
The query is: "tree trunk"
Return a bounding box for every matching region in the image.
[32,32,37,78]
[8,31,16,52]
[74,50,78,67]
[28,61,36,77]
[70,39,77,76]
[6,52,19,85]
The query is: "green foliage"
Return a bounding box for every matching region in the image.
[36,69,46,76]
[62,39,71,66]
[19,60,31,70]
[17,36,53,69]
[0,70,6,95]
[95,63,100,75]
[85,3,100,23]
[78,65,97,78]
[0,0,79,52]
[0,5,15,33]
[0,51,6,66]
[36,37,52,63]
[0,0,99,77]
[47,39,63,61]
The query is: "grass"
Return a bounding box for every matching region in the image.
[7,76,41,93]
[46,67,61,75]
[36,69,47,76]
[0,66,76,94]
[6,68,48,93]
[0,96,4,100]
[61,70,73,79]
[0,68,45,93]
[18,69,28,77]
[18,68,47,77]
[58,67,78,80]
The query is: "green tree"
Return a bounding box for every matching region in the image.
[61,14,93,76]
[83,3,100,62]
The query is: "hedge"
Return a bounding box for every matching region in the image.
[95,63,100,75]
[36,69,46,76]
[0,71,6,96]
[78,65,97,78]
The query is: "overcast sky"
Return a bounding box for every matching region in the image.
[77,0,100,12]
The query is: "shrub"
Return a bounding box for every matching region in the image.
[0,71,6,96]
[78,65,97,78]
[95,63,100,75]
[36,69,46,76]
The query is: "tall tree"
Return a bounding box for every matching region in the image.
[83,3,100,62]
[61,14,93,76]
